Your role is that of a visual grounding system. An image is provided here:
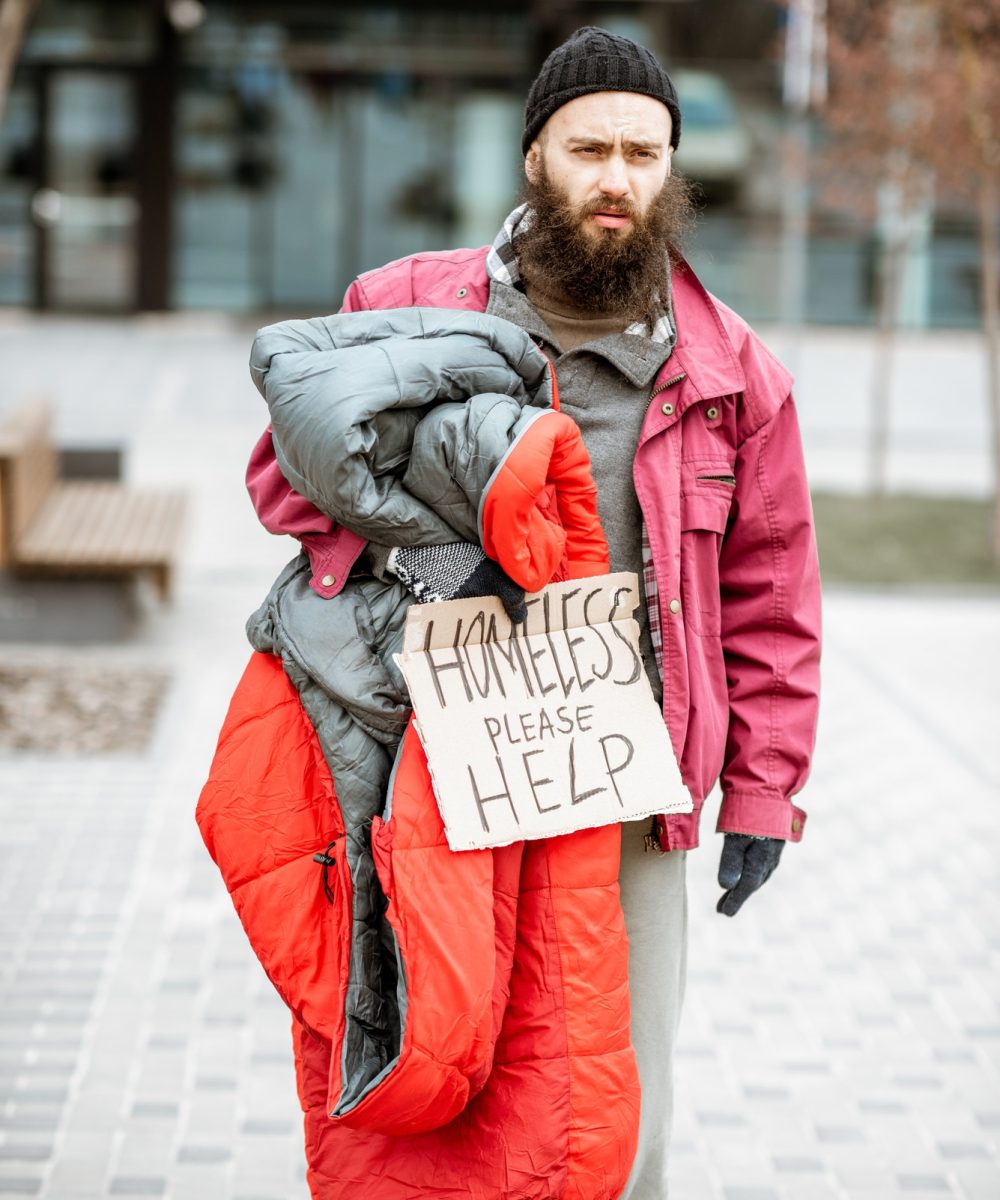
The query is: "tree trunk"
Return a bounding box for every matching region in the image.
[945,0,1000,558]
[869,232,907,495]
[0,0,37,127]
[777,114,810,378]
[977,174,1000,560]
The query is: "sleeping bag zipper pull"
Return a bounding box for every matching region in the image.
[312,841,338,904]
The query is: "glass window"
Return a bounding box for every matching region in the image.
[43,70,139,309]
[173,64,270,309]
[23,0,153,63]
[929,219,982,329]
[172,8,526,312]
[0,71,36,306]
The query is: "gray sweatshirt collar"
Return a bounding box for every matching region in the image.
[487,278,673,388]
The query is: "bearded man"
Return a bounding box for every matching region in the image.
[245,25,821,1199]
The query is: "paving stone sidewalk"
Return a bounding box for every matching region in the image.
[672,589,1000,1200]
[3,581,996,1199]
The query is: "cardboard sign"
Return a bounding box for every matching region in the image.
[396,572,692,851]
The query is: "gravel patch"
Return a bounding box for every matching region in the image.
[0,655,170,754]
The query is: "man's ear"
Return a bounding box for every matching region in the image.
[524,142,542,184]
[665,145,674,178]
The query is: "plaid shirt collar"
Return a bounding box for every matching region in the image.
[485,202,676,348]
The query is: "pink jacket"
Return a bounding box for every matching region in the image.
[246,247,821,851]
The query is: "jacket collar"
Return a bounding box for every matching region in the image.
[666,259,746,399]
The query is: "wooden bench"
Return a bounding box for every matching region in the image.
[0,400,187,600]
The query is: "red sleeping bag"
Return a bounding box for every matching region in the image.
[197,399,640,1198]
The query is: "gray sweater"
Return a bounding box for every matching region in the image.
[486,279,674,704]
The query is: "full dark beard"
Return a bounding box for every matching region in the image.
[516,167,697,320]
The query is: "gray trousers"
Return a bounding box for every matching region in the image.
[617,823,689,1200]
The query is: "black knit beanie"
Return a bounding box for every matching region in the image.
[522,26,681,155]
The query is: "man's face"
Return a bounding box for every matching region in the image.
[517,89,691,316]
[525,91,674,243]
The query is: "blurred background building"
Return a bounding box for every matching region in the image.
[0,0,984,325]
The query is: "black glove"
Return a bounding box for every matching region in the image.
[386,542,528,623]
[716,833,784,917]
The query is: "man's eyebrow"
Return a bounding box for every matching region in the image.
[564,135,664,150]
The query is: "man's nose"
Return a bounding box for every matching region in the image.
[599,156,630,197]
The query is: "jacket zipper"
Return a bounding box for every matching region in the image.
[697,473,736,487]
[648,372,687,405]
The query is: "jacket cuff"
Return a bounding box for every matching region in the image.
[717,790,806,842]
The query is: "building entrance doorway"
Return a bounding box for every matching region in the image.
[32,68,140,311]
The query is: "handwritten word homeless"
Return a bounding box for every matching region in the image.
[397,573,692,851]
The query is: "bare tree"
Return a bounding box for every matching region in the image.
[820,0,1000,551]
[820,0,939,494]
[938,0,1000,558]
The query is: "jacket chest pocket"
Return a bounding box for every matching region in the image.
[680,462,735,637]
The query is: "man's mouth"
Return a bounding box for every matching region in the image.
[590,211,632,229]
